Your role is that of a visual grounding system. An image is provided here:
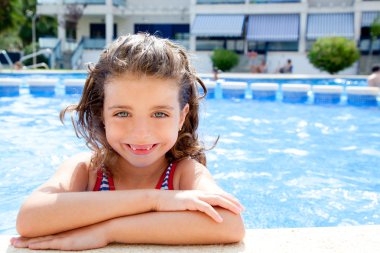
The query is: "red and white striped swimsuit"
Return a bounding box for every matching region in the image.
[93,163,177,191]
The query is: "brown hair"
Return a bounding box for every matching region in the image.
[60,33,208,171]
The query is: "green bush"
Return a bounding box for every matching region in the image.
[308,37,359,74]
[210,49,239,72]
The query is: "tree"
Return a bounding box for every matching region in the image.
[367,15,380,73]
[18,0,57,46]
[0,0,22,35]
[210,49,239,72]
[308,37,360,74]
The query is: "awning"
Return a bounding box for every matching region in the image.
[307,13,354,40]
[191,15,245,37]
[362,12,380,27]
[246,14,299,41]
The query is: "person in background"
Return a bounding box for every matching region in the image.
[213,66,219,80]
[14,61,23,70]
[279,59,293,73]
[256,59,267,73]
[367,65,380,88]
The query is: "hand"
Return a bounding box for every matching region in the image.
[154,190,244,223]
[10,221,110,251]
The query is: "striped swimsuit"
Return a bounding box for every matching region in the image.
[93,163,177,191]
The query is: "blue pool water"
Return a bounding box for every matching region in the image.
[0,77,380,235]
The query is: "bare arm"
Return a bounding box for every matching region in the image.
[16,153,161,237]
[108,208,244,245]
[107,158,246,245]
[13,159,244,250]
[16,155,243,239]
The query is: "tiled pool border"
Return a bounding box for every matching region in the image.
[1,225,380,252]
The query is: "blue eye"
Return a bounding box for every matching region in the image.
[116,111,130,117]
[153,112,167,118]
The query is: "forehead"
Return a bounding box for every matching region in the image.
[104,74,180,105]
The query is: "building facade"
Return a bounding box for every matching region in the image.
[36,0,380,74]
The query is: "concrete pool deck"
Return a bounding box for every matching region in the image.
[1,225,379,253]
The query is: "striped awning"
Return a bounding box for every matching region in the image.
[362,12,380,27]
[307,13,354,40]
[246,14,300,41]
[191,15,245,37]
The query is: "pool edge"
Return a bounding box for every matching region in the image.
[2,225,380,252]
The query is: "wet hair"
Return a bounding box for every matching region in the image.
[60,33,208,171]
[372,65,380,73]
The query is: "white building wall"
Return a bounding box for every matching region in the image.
[37,0,380,74]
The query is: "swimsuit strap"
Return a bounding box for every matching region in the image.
[93,162,176,191]
[93,169,115,191]
[155,162,177,190]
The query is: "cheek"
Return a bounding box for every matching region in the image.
[103,119,123,143]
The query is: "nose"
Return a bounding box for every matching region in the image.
[129,116,152,140]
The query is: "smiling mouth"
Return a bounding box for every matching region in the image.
[127,144,158,155]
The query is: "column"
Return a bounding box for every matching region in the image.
[106,0,114,46]
[298,0,307,53]
[57,0,66,52]
[353,1,361,44]
[189,0,196,52]
[299,12,307,53]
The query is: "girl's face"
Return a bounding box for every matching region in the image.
[103,75,189,169]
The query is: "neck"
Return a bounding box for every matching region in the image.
[112,156,168,189]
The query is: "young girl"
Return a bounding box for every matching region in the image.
[11,33,245,251]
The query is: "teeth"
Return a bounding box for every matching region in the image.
[130,145,153,151]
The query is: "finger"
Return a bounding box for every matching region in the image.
[215,192,245,210]
[201,195,242,214]
[28,238,61,250]
[12,235,55,248]
[193,199,223,223]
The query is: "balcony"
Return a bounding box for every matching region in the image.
[308,0,354,7]
[37,0,126,7]
[250,0,300,3]
[196,0,245,4]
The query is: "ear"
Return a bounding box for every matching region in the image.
[179,103,189,129]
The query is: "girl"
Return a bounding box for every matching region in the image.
[11,33,245,251]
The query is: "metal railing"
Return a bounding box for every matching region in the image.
[197,0,245,4]
[64,0,126,6]
[71,37,85,70]
[20,49,52,69]
[0,50,14,69]
[84,38,106,49]
[38,0,126,6]
[39,38,62,68]
[250,0,301,3]
[23,62,49,69]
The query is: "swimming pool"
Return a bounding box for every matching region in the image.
[0,75,379,235]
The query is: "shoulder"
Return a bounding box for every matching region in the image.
[60,152,93,170]
[40,152,94,192]
[56,152,93,179]
[173,158,221,192]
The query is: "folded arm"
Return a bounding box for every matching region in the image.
[16,155,244,239]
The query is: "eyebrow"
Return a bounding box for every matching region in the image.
[107,105,175,111]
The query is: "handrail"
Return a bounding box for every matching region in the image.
[20,49,52,63]
[23,62,49,69]
[71,37,85,70]
[51,39,62,69]
[39,38,62,69]
[20,49,52,69]
[0,50,14,69]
